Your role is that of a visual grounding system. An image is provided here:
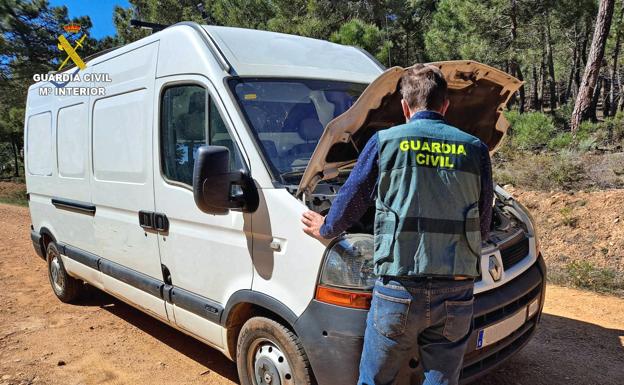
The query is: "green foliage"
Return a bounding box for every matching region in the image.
[612,112,624,142]
[548,132,573,151]
[426,0,511,64]
[564,260,623,294]
[576,136,598,152]
[552,101,574,130]
[559,206,578,227]
[505,111,556,150]
[1,0,622,178]
[547,151,587,189]
[0,0,99,176]
[492,151,586,191]
[330,19,392,64]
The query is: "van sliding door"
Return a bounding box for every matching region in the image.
[89,42,168,321]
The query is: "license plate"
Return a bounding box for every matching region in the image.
[476,306,527,349]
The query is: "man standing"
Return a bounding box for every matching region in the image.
[301,64,493,385]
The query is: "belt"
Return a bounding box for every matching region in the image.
[381,275,474,284]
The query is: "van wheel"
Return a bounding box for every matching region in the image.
[47,242,81,303]
[237,317,312,385]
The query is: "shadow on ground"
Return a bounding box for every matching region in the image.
[76,287,239,383]
[478,313,624,385]
[76,288,623,385]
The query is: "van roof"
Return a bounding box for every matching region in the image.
[28,23,384,91]
[203,25,383,83]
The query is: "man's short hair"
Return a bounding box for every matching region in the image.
[400,64,448,111]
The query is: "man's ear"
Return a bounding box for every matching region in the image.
[401,99,412,122]
[440,99,450,116]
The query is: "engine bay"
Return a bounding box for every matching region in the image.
[294,182,526,244]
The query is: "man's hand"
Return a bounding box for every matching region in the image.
[301,210,326,241]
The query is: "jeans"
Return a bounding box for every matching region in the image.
[358,278,475,385]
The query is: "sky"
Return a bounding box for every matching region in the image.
[49,0,130,39]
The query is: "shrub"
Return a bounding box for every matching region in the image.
[548,132,573,151]
[553,101,574,129]
[492,168,516,186]
[492,151,586,191]
[576,136,598,152]
[547,151,586,189]
[565,260,623,293]
[505,111,556,150]
[608,111,624,142]
[0,182,27,206]
[576,120,599,141]
[559,206,578,227]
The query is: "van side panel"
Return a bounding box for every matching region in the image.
[25,69,98,272]
[54,80,96,254]
[89,42,162,279]
[250,189,326,317]
[88,42,168,320]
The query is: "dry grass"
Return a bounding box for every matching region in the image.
[512,187,624,296]
[0,181,27,206]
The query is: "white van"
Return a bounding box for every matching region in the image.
[26,22,546,385]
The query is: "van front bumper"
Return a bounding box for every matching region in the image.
[293,253,546,385]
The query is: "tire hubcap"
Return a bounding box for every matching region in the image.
[50,254,65,293]
[249,339,294,385]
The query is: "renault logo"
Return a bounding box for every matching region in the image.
[488,255,503,282]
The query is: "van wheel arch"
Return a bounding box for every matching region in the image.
[223,291,298,361]
[39,227,57,251]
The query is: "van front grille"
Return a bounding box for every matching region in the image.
[500,235,529,270]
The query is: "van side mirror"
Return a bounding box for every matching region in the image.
[192,145,258,215]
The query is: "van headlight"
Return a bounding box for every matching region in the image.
[315,234,376,309]
[514,200,540,254]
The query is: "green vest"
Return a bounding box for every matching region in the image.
[374,117,483,277]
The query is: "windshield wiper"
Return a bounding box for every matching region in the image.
[279,170,306,182]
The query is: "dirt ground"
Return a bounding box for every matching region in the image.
[0,203,623,385]
[509,187,624,294]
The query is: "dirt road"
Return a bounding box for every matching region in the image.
[1,203,622,385]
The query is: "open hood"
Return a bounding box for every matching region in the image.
[297,60,522,196]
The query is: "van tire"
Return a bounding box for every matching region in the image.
[236,316,312,385]
[46,242,82,303]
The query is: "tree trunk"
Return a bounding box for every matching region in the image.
[573,19,592,100]
[610,2,624,114]
[516,64,526,112]
[619,69,624,111]
[581,19,591,65]
[571,0,616,132]
[590,76,602,121]
[545,12,557,111]
[10,134,20,177]
[565,38,578,103]
[532,64,540,110]
[509,0,525,112]
[539,48,547,111]
[602,74,611,117]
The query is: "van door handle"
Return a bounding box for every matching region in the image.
[139,210,154,229]
[138,211,169,232]
[153,213,169,232]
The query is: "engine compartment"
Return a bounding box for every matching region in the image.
[298,182,526,244]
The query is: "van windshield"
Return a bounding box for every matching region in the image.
[230,78,367,183]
